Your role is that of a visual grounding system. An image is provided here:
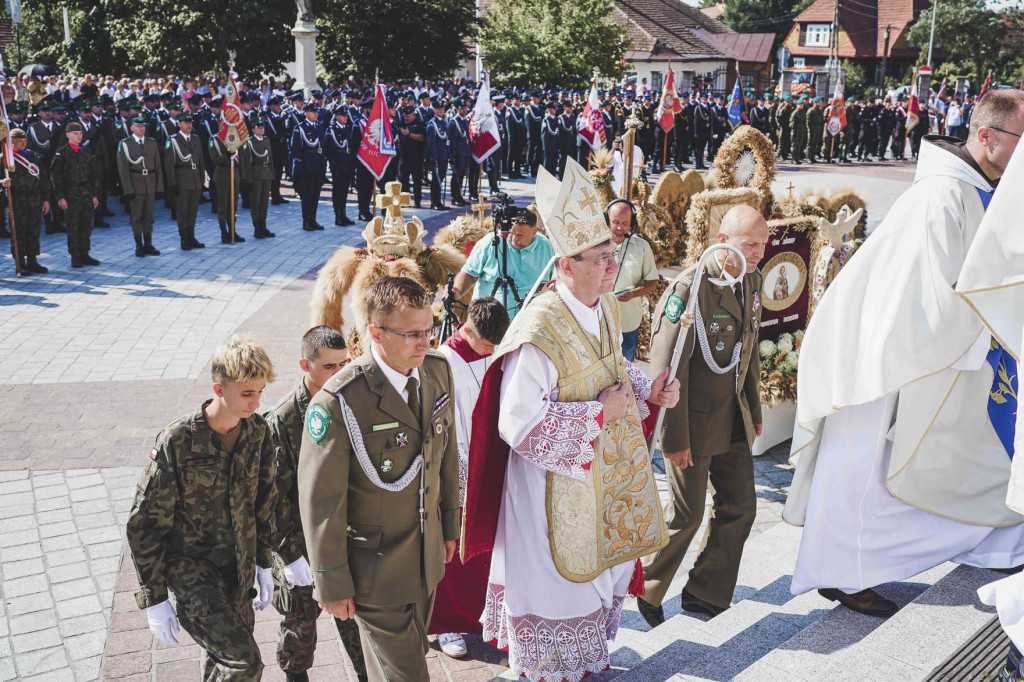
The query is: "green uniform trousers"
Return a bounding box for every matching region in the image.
[128,191,155,237]
[175,186,200,236]
[353,584,434,682]
[642,421,757,610]
[174,583,263,682]
[10,199,42,258]
[249,180,271,229]
[64,193,94,259]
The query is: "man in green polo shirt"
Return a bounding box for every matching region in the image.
[607,199,660,361]
[453,208,554,320]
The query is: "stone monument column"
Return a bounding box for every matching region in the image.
[291,1,318,95]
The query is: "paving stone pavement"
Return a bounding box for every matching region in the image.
[0,164,914,681]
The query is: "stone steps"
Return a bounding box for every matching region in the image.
[734,564,999,682]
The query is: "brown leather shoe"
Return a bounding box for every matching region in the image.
[818,588,898,616]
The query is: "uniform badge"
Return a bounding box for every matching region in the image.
[381,459,394,473]
[150,448,158,460]
[433,417,443,435]
[433,393,450,414]
[727,324,734,332]
[306,404,330,443]
[753,292,760,313]
[395,431,408,448]
[709,322,720,333]
[665,294,684,324]
[715,341,725,351]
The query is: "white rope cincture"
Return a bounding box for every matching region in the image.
[247,139,270,158]
[336,393,424,493]
[297,125,320,149]
[693,296,742,374]
[169,136,192,164]
[121,140,148,173]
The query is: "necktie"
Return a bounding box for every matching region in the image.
[406,377,420,420]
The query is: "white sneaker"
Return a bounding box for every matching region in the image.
[438,632,468,658]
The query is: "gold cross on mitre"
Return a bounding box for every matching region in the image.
[376,182,411,220]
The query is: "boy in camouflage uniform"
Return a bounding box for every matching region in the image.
[264,326,367,682]
[126,336,279,682]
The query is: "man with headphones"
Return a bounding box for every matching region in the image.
[606,199,660,361]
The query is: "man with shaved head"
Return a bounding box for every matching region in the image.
[637,204,768,626]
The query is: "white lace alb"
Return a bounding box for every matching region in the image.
[513,401,603,480]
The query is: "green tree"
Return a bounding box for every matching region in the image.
[65,1,122,75]
[316,0,478,81]
[840,59,867,98]
[480,0,629,87]
[722,0,814,39]
[907,0,1007,86]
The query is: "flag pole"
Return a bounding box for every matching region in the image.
[6,166,19,276]
[230,160,235,243]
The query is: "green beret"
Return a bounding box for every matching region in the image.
[813,96,823,103]
[846,96,855,102]
[783,94,793,102]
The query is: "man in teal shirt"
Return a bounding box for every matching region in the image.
[453,209,554,320]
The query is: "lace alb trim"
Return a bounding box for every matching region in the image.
[625,362,652,421]
[482,582,623,682]
[458,443,469,509]
[513,401,603,480]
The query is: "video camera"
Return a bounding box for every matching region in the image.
[488,192,531,234]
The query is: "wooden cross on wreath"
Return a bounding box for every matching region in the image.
[376,182,411,219]
[472,195,489,227]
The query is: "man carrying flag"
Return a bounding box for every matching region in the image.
[727,78,747,130]
[824,77,848,163]
[578,75,607,157]
[469,72,502,195]
[906,80,923,158]
[356,83,396,188]
[212,73,250,242]
[654,67,681,173]
[2,128,49,275]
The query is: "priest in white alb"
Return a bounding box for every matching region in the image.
[461,158,679,681]
[785,89,1024,616]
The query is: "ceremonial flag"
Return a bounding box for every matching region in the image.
[357,83,396,180]
[936,77,947,101]
[726,78,746,129]
[0,77,14,170]
[579,77,606,150]
[906,80,920,133]
[470,72,501,164]
[826,76,847,136]
[656,67,682,132]
[217,72,249,153]
[978,72,993,102]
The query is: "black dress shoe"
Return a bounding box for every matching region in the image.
[302,222,318,232]
[680,589,727,617]
[636,597,665,628]
[357,212,372,221]
[27,258,48,274]
[82,255,100,266]
[340,216,355,226]
[93,219,110,228]
[285,672,309,682]
[817,588,898,617]
[271,196,288,205]
[312,222,325,231]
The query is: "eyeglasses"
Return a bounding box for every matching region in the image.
[378,324,440,343]
[573,253,618,268]
[989,126,1022,138]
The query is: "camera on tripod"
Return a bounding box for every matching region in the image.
[489,192,530,234]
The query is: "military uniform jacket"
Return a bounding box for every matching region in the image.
[426,117,450,162]
[289,121,327,179]
[51,144,100,200]
[264,380,312,565]
[325,123,357,172]
[28,120,61,164]
[163,132,205,191]
[298,350,461,607]
[648,259,763,457]
[10,149,49,204]
[117,136,164,195]
[209,136,239,188]
[447,115,470,159]
[239,135,275,182]
[77,119,108,169]
[126,401,278,609]
[693,103,712,138]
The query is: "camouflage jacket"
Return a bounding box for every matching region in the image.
[263,379,311,565]
[126,400,278,609]
[50,144,100,200]
[9,149,49,205]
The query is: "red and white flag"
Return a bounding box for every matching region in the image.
[977,72,993,102]
[906,80,920,133]
[218,72,249,153]
[357,83,396,181]
[578,78,606,150]
[936,77,947,100]
[826,76,847,136]
[656,67,682,132]
[470,73,501,164]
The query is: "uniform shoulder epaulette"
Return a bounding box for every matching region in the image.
[323,362,363,396]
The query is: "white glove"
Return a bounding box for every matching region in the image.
[283,556,314,587]
[146,599,180,646]
[253,566,273,610]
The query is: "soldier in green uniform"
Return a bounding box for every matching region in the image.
[116,117,164,257]
[210,133,245,244]
[50,122,101,268]
[637,205,766,627]
[298,276,461,682]
[126,336,279,682]
[806,96,826,163]
[264,327,367,682]
[778,95,793,160]
[790,98,808,164]
[163,113,206,251]
[1,128,50,275]
[238,120,275,239]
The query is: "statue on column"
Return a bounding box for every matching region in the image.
[295,0,314,23]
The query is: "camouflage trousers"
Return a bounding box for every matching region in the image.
[173,583,263,682]
[272,556,367,680]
